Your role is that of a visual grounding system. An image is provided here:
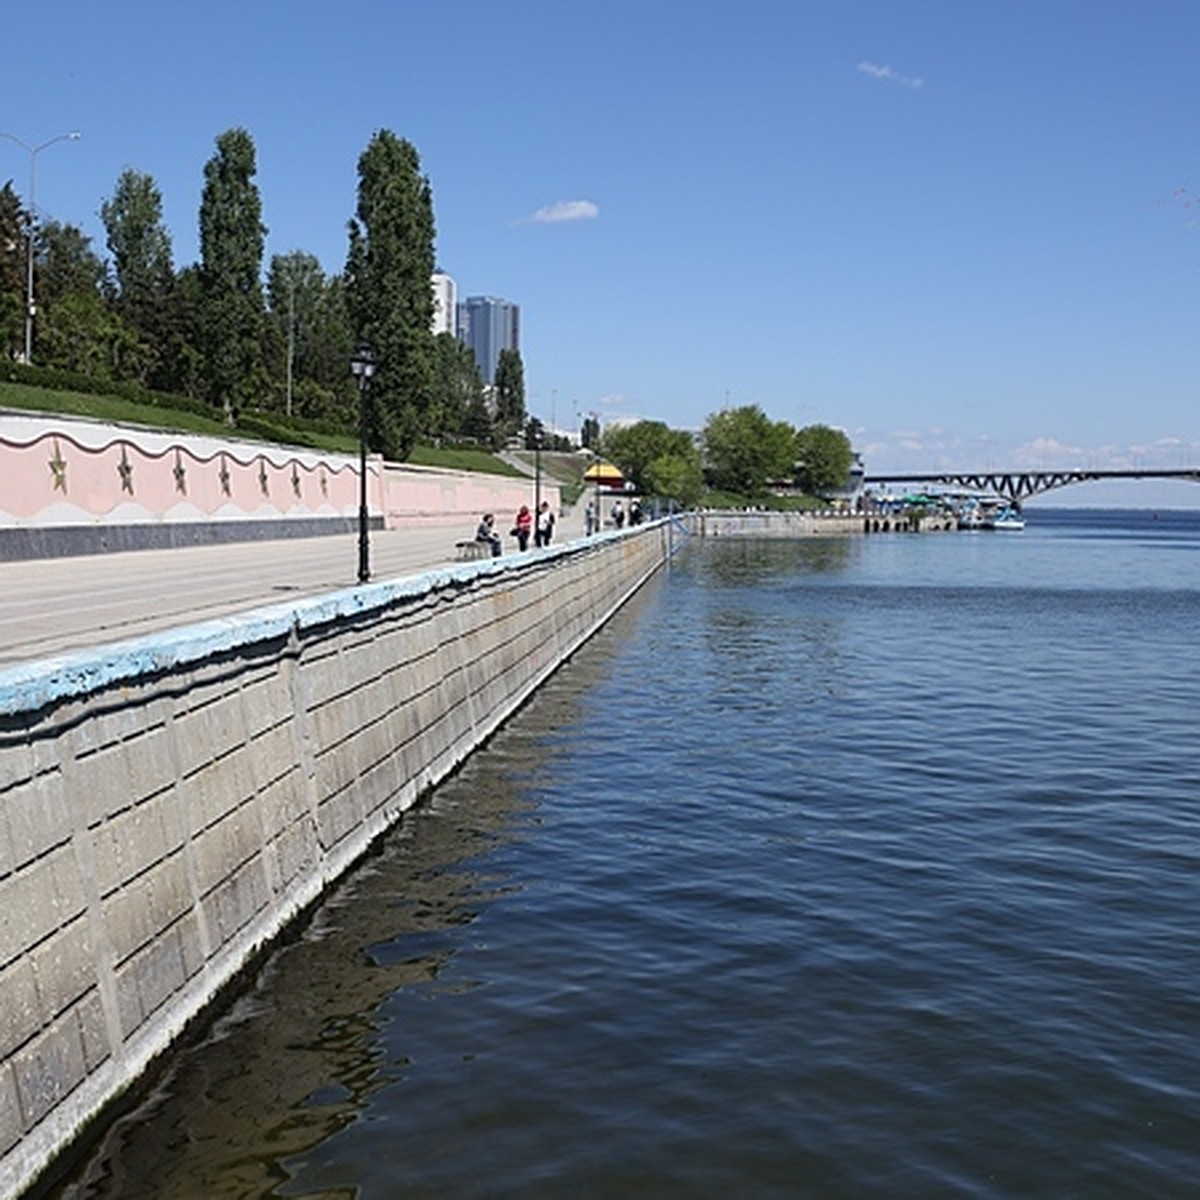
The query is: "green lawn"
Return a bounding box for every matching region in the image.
[0,381,524,476]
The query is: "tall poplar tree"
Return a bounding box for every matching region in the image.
[100,168,176,387]
[345,129,436,459]
[198,127,267,419]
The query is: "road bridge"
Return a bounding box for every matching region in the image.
[863,467,1200,503]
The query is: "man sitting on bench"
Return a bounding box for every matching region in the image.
[475,513,502,557]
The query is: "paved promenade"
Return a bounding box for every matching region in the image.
[0,506,587,671]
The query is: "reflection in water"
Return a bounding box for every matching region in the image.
[693,539,853,706]
[692,536,853,588]
[50,587,653,1200]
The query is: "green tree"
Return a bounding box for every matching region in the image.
[100,168,176,387]
[493,347,525,443]
[793,424,854,496]
[0,182,27,359]
[603,419,697,494]
[33,220,132,376]
[580,414,600,449]
[702,404,795,495]
[430,330,484,440]
[198,127,267,419]
[645,452,704,507]
[462,388,495,446]
[345,129,436,458]
[523,414,545,450]
[160,264,205,398]
[266,251,353,422]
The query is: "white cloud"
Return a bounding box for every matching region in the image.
[857,60,924,89]
[528,199,599,224]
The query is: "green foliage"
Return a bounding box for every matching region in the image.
[793,424,854,496]
[0,183,23,359]
[345,130,437,459]
[100,168,176,389]
[602,420,698,493]
[580,414,600,449]
[407,442,526,477]
[266,250,353,423]
[493,348,525,441]
[429,330,485,440]
[0,374,237,434]
[700,488,818,511]
[646,453,704,507]
[199,128,267,417]
[701,404,796,495]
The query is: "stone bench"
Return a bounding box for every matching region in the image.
[455,540,492,562]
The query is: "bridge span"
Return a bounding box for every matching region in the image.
[863,467,1200,503]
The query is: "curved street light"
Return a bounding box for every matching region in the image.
[0,130,81,365]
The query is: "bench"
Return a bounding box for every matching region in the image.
[455,540,491,562]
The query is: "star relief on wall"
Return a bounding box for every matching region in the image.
[48,439,68,492]
[117,446,134,494]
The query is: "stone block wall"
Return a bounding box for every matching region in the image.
[0,525,669,1197]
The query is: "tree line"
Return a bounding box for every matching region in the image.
[0,127,523,459]
[601,407,853,507]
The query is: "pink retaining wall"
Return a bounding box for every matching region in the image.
[0,414,557,535]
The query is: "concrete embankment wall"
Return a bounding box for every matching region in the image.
[0,525,668,1198]
[698,509,956,536]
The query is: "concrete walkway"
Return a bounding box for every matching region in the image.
[1,503,588,671]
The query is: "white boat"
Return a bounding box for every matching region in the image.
[956,497,1025,530]
[991,506,1025,531]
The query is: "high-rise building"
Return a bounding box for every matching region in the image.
[430,270,457,337]
[457,295,520,385]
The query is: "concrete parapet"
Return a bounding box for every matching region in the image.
[0,523,670,1197]
[698,510,863,537]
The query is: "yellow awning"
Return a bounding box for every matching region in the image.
[582,461,624,483]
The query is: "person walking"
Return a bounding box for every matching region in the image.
[513,504,533,551]
[535,500,556,547]
[585,499,597,536]
[611,499,625,529]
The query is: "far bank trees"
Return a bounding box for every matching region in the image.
[701,406,853,500]
[603,419,703,506]
[793,423,853,496]
[701,404,796,495]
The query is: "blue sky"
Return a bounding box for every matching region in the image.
[3,0,1199,504]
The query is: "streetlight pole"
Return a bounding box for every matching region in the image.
[0,131,80,365]
[534,418,542,522]
[592,412,602,532]
[350,343,376,584]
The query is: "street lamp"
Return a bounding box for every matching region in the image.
[0,130,81,365]
[533,418,542,522]
[350,343,376,584]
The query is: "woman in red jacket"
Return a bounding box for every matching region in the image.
[514,504,533,551]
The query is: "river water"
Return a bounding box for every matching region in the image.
[50,509,1200,1199]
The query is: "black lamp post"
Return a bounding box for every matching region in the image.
[350,343,376,583]
[533,419,542,521]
